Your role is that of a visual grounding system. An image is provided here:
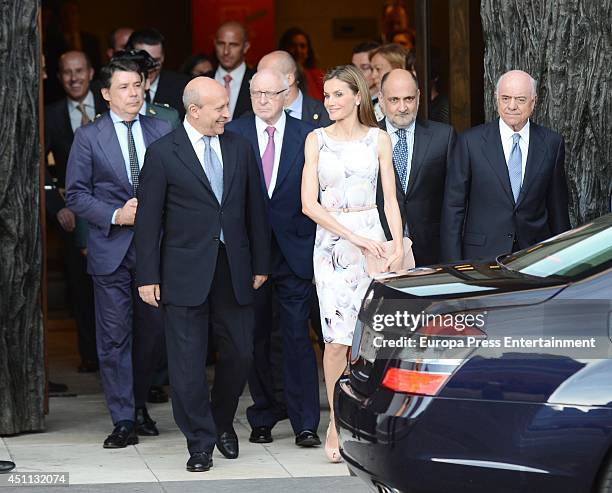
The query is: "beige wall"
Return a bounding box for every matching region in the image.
[275,0,384,70]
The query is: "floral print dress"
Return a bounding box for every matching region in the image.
[313,127,386,346]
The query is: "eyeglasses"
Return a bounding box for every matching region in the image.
[499,95,532,106]
[249,89,288,100]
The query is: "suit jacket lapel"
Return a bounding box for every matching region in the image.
[273,118,301,194]
[139,116,157,147]
[60,100,74,140]
[219,134,237,206]
[516,122,545,207]
[482,119,515,205]
[406,121,431,196]
[172,126,216,199]
[96,114,133,195]
[243,119,267,192]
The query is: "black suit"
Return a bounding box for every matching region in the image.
[152,70,190,118]
[301,93,331,127]
[206,67,256,120]
[45,93,107,188]
[440,118,571,262]
[44,93,107,367]
[135,125,270,454]
[376,118,456,266]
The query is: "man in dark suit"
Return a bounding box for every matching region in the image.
[127,28,190,117]
[135,77,270,472]
[66,57,171,448]
[440,69,570,262]
[258,50,331,127]
[45,50,108,372]
[376,69,455,266]
[207,21,255,120]
[226,69,320,447]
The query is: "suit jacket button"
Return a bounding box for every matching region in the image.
[213,236,219,241]
[507,233,513,238]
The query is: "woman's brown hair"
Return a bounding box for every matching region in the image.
[324,65,378,128]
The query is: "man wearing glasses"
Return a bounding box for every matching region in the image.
[441,69,570,261]
[351,41,380,102]
[226,69,321,448]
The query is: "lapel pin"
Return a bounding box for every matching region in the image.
[314,114,319,120]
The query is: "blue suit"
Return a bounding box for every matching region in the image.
[66,113,171,424]
[226,114,320,434]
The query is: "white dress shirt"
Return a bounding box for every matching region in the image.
[285,90,303,120]
[68,91,95,132]
[215,62,246,119]
[183,119,224,172]
[148,75,160,103]
[255,112,286,197]
[499,118,529,185]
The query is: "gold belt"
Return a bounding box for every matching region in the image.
[324,205,377,213]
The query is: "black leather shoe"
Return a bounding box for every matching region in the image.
[147,385,169,403]
[103,425,138,448]
[249,426,273,443]
[0,460,15,473]
[48,381,68,393]
[135,407,159,436]
[186,451,213,472]
[216,431,239,459]
[295,430,321,447]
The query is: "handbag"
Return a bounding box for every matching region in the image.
[365,237,415,276]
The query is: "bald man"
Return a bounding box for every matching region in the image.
[441,69,570,261]
[106,27,133,60]
[135,77,270,471]
[208,21,255,119]
[226,70,320,447]
[258,50,331,127]
[376,69,455,266]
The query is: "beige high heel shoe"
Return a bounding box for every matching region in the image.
[325,423,342,463]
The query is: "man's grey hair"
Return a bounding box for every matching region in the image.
[495,70,538,98]
[182,85,201,110]
[249,68,289,91]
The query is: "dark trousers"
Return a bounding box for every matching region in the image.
[247,241,320,434]
[165,246,254,454]
[91,245,164,424]
[62,229,97,364]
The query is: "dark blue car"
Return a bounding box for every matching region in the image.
[336,213,612,493]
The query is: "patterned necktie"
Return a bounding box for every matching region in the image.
[508,133,522,202]
[77,102,91,126]
[223,74,232,99]
[392,128,409,191]
[261,126,276,190]
[122,120,139,195]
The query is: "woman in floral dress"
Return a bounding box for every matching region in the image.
[301,65,404,462]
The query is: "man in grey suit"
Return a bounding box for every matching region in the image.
[376,69,455,266]
[257,50,331,127]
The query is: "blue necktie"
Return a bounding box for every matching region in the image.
[508,133,522,202]
[203,136,224,241]
[392,128,409,192]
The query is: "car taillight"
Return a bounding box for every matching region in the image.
[381,315,486,396]
[382,368,451,395]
